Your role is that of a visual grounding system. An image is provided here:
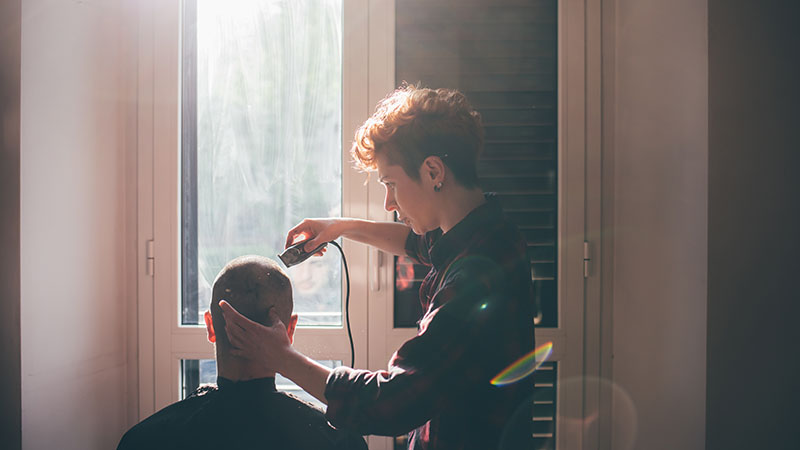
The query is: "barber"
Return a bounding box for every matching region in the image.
[220,85,536,450]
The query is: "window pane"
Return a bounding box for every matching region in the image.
[182,0,344,326]
[181,359,342,409]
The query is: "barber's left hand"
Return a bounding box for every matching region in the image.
[219,300,292,374]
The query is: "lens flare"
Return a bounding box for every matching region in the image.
[490,341,553,387]
[395,256,415,291]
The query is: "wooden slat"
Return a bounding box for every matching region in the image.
[504,210,555,228]
[397,40,556,59]
[481,111,555,127]
[466,91,556,109]
[522,229,555,246]
[484,124,556,141]
[397,3,557,26]
[397,57,556,77]
[527,245,556,263]
[395,23,556,41]
[480,176,554,194]
[478,159,555,177]
[482,142,555,161]
[399,73,556,92]
[492,194,553,211]
[400,0,557,8]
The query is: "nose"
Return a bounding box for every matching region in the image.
[383,187,397,213]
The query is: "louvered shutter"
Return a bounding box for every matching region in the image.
[393,1,558,448]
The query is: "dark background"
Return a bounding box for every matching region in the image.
[707,1,800,448]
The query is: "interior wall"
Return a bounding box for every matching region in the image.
[609,1,708,449]
[119,0,140,429]
[706,1,800,449]
[0,1,22,449]
[20,0,132,448]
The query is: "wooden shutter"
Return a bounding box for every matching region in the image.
[393,0,558,330]
[393,1,559,448]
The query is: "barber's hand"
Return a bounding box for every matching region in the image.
[219,300,291,375]
[285,218,345,256]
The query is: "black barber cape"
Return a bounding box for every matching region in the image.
[118,377,367,450]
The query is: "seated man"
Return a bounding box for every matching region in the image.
[118,255,367,450]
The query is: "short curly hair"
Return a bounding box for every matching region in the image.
[351,85,484,188]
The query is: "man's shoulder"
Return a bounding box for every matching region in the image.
[118,388,366,450]
[117,388,219,450]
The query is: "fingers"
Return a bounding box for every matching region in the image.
[286,220,312,249]
[219,300,252,349]
[220,300,261,326]
[226,324,246,351]
[285,228,302,249]
[304,237,321,253]
[219,300,245,323]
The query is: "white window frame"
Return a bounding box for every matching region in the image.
[135,1,603,449]
[137,0,372,413]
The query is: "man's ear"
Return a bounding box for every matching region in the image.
[421,156,445,186]
[204,310,216,343]
[286,313,299,345]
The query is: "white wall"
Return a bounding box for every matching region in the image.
[20,0,134,448]
[608,0,707,449]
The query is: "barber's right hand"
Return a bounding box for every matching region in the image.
[285,218,345,256]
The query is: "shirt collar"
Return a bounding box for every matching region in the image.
[429,193,501,270]
[217,376,277,393]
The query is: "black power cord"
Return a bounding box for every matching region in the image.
[328,240,354,368]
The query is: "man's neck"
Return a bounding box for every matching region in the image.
[216,354,276,381]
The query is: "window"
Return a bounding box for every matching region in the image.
[138,1,599,449]
[140,0,370,415]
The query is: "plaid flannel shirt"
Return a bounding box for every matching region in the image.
[325,195,536,450]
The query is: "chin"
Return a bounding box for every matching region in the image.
[410,223,433,235]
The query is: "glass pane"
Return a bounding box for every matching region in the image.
[181,359,342,410]
[181,0,344,326]
[393,0,559,328]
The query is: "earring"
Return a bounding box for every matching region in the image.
[434,182,443,192]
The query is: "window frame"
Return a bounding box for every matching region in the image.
[137,0,372,414]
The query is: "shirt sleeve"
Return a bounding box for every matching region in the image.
[335,434,369,450]
[324,256,509,436]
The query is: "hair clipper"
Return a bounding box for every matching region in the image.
[278,241,328,268]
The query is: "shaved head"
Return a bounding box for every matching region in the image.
[209,255,292,351]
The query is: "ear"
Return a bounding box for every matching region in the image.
[421,156,445,186]
[204,310,216,343]
[286,313,299,344]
